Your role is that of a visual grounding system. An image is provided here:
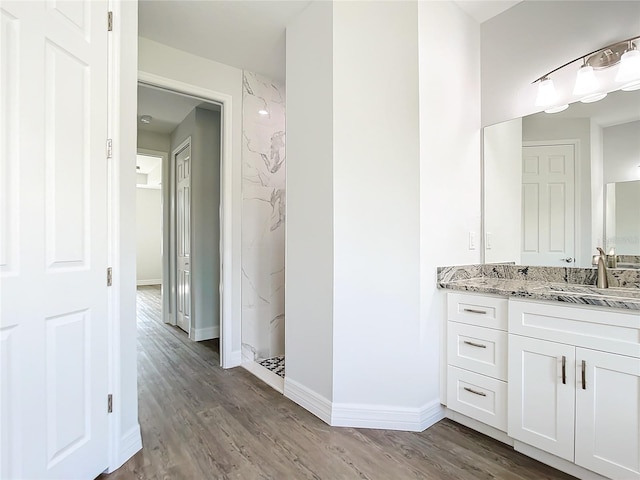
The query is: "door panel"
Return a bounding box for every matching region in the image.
[0,1,109,478]
[575,349,640,479]
[175,142,191,333]
[508,335,575,461]
[521,145,575,266]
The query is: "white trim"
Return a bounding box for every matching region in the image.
[284,378,333,425]
[136,279,161,286]
[446,409,513,445]
[241,361,284,393]
[514,441,609,480]
[331,399,444,432]
[138,71,238,369]
[523,139,582,266]
[191,325,220,341]
[107,425,143,474]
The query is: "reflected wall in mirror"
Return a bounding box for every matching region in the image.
[483,88,640,268]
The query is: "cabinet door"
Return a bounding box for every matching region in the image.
[575,349,640,479]
[508,335,575,461]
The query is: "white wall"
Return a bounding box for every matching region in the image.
[332,0,422,409]
[285,0,480,430]
[604,121,640,184]
[241,71,286,362]
[481,1,640,126]
[614,181,640,255]
[135,188,162,284]
[418,0,481,408]
[484,118,522,263]
[138,36,243,360]
[522,116,592,265]
[285,0,335,405]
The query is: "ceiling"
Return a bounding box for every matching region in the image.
[137,84,221,135]
[454,0,522,23]
[138,0,312,83]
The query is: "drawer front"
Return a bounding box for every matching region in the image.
[448,322,507,381]
[447,366,507,432]
[509,299,640,358]
[448,292,508,330]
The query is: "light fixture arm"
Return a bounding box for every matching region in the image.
[532,35,640,84]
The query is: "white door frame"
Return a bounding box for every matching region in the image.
[137,71,237,369]
[522,139,581,266]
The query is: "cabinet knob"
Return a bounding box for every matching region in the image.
[562,257,573,263]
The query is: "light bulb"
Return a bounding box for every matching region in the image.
[535,78,558,107]
[573,64,597,96]
[544,104,569,114]
[616,49,640,83]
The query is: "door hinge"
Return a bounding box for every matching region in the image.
[107,267,113,286]
[108,394,113,413]
[106,138,113,159]
[107,11,113,32]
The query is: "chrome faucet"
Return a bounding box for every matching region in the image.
[596,247,609,289]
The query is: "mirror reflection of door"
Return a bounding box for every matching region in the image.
[175,140,191,333]
[521,144,576,266]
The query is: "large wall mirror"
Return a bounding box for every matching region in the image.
[483,88,640,269]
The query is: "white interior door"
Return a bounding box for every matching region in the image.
[174,140,191,333]
[1,1,109,478]
[521,144,575,266]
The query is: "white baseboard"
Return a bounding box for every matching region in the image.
[136,279,161,286]
[241,361,284,393]
[446,409,513,445]
[223,349,242,368]
[514,441,608,480]
[331,398,445,432]
[108,424,142,473]
[191,325,220,341]
[284,378,332,425]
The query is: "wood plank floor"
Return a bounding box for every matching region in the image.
[103,285,575,480]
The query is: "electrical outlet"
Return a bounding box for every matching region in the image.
[469,231,477,250]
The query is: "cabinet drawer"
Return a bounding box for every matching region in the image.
[448,322,507,381]
[447,293,508,330]
[447,366,507,431]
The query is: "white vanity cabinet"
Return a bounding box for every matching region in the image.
[445,292,508,431]
[508,299,640,480]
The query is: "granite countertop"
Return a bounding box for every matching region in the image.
[437,265,640,312]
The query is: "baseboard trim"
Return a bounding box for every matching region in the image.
[224,349,242,368]
[284,378,332,425]
[191,325,220,341]
[514,441,608,480]
[108,424,142,473]
[446,409,513,445]
[241,361,284,393]
[136,279,161,286]
[331,398,445,432]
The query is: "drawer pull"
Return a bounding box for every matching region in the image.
[561,356,566,384]
[581,360,586,390]
[463,308,487,315]
[463,340,487,349]
[463,387,487,397]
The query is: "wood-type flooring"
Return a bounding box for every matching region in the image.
[103,285,575,480]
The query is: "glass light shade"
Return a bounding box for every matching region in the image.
[544,104,569,114]
[615,49,640,83]
[535,78,558,107]
[580,92,607,103]
[621,80,640,91]
[573,64,598,95]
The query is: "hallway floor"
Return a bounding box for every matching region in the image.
[103,286,575,479]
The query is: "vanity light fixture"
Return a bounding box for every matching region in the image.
[534,35,640,112]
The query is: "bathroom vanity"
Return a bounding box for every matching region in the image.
[438,265,640,480]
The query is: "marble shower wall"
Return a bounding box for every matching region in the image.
[241,71,286,362]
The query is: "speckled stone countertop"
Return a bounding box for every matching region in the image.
[437,264,640,312]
